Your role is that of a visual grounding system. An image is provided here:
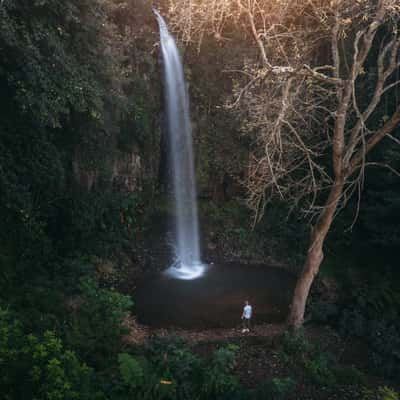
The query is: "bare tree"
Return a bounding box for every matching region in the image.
[164,0,400,327]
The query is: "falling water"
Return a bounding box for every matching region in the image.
[154,10,205,280]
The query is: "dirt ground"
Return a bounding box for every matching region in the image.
[124,317,287,345]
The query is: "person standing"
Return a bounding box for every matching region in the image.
[241,300,252,332]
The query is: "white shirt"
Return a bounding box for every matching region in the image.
[243,304,252,319]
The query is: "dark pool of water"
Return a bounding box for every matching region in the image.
[135,263,296,329]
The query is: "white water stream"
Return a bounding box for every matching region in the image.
[154,10,205,280]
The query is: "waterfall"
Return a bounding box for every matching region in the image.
[154,10,205,280]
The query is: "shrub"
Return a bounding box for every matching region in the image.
[339,308,367,337]
[309,300,339,324]
[118,353,147,389]
[339,310,400,379]
[210,344,239,372]
[146,337,241,399]
[0,307,98,400]
[305,351,336,387]
[23,331,95,400]
[337,275,400,380]
[252,377,296,400]
[145,334,203,399]
[66,278,133,366]
[117,353,174,400]
[201,344,240,399]
[334,365,365,386]
[363,386,399,400]
[368,320,400,379]
[281,328,312,358]
[145,334,188,363]
[0,307,23,392]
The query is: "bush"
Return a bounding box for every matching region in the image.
[334,365,365,386]
[252,377,296,400]
[339,308,367,337]
[201,344,240,399]
[305,351,336,387]
[280,329,369,389]
[140,336,242,400]
[337,274,400,380]
[118,353,147,389]
[0,307,22,392]
[368,321,400,379]
[0,307,99,400]
[117,353,174,400]
[281,328,312,359]
[66,278,133,366]
[363,386,400,400]
[309,300,339,324]
[339,310,400,379]
[145,334,188,363]
[145,334,203,399]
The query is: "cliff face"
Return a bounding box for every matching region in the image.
[70,1,256,202]
[72,149,143,193]
[92,11,248,200]
[69,1,161,195]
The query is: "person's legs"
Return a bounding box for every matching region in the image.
[245,318,251,331]
[242,318,250,332]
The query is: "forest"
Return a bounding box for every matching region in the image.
[0,0,399,399]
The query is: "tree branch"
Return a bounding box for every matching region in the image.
[348,106,400,175]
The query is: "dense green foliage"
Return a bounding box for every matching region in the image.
[115,335,241,400]
[0,1,152,398]
[1,0,118,288]
[65,278,133,367]
[1,0,400,399]
[0,308,96,400]
[0,0,155,324]
[307,147,400,380]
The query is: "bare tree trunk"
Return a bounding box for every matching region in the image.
[287,179,345,327]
